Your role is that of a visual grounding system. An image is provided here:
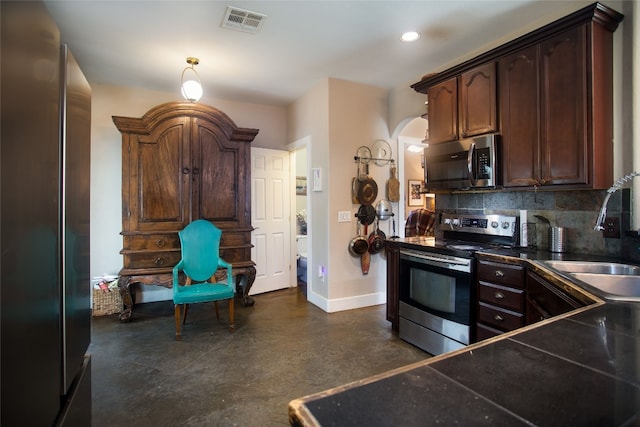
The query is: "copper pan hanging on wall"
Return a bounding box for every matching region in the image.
[357,177,378,206]
[348,222,369,257]
[368,220,386,254]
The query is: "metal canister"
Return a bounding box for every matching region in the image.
[549,227,566,253]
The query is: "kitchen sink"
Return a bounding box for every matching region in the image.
[569,273,640,301]
[542,260,640,302]
[543,260,640,276]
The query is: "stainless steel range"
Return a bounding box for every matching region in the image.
[398,213,518,355]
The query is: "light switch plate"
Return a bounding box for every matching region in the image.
[312,168,322,191]
[338,211,351,222]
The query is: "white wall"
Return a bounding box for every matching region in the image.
[389,83,427,135]
[89,83,288,285]
[287,80,331,305]
[327,78,390,306]
[286,78,393,311]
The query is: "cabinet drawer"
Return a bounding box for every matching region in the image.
[477,260,525,288]
[476,323,504,342]
[123,251,181,269]
[122,230,250,250]
[123,234,180,251]
[478,282,524,312]
[220,231,251,246]
[478,302,524,331]
[221,247,252,264]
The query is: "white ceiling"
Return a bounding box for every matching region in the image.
[44,0,598,106]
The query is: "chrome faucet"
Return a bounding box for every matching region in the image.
[594,171,640,231]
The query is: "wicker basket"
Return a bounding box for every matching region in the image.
[92,288,123,316]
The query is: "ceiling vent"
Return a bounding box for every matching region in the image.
[222,6,266,34]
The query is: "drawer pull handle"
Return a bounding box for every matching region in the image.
[494,314,504,322]
[155,239,165,247]
[495,270,504,277]
[494,292,504,299]
[154,257,165,266]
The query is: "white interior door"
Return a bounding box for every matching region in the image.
[250,147,292,294]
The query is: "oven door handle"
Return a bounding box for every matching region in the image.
[467,142,477,186]
[401,252,470,268]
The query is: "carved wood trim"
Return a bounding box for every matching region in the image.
[411,2,623,93]
[112,101,259,142]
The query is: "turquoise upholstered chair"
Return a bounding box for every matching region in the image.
[172,219,235,340]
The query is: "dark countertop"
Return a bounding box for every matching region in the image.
[289,246,640,426]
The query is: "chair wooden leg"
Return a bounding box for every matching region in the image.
[229,298,235,332]
[174,304,182,340]
[214,301,220,320]
[182,304,189,325]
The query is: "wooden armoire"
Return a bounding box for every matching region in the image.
[113,102,259,322]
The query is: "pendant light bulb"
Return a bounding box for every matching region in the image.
[181,57,203,102]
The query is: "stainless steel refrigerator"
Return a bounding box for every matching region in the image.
[1,2,92,425]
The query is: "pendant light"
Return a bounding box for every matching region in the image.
[180,57,203,102]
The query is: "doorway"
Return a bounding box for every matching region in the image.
[250,147,292,295]
[395,117,429,236]
[293,146,309,296]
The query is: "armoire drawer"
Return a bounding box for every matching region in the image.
[122,250,181,269]
[220,231,251,246]
[123,234,180,251]
[220,247,252,264]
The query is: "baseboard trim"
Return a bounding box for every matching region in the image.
[306,290,385,313]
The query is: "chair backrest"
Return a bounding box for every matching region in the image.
[405,209,436,237]
[178,219,223,282]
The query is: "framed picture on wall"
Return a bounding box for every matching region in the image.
[408,180,424,206]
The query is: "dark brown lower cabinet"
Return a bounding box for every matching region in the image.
[526,270,584,324]
[475,259,525,341]
[385,240,400,331]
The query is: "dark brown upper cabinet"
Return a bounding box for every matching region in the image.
[427,77,458,144]
[413,2,623,189]
[426,63,497,145]
[502,26,589,188]
[500,45,539,187]
[459,62,497,138]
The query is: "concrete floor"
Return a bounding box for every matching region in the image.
[90,287,429,426]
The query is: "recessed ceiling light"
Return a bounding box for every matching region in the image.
[401,31,420,42]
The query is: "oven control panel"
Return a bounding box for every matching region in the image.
[441,213,517,237]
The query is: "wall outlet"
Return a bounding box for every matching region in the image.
[338,211,351,222]
[602,217,620,238]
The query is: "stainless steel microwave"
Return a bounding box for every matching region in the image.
[424,134,499,190]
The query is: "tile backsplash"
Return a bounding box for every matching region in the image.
[435,188,640,262]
